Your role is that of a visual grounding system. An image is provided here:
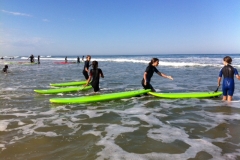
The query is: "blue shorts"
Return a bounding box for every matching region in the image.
[222,78,235,96]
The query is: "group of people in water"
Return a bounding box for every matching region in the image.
[1,57,14,60]
[81,55,240,102]
[1,54,240,101]
[65,56,84,63]
[28,55,41,64]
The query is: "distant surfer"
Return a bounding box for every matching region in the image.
[218,56,240,101]
[38,55,40,64]
[84,61,104,92]
[82,55,91,80]
[77,56,80,63]
[28,54,34,63]
[0,57,3,60]
[142,58,173,92]
[2,65,8,73]
[65,56,68,63]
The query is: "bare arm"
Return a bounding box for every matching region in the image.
[143,72,147,85]
[157,72,173,80]
[84,75,92,87]
[218,77,222,86]
[236,75,240,80]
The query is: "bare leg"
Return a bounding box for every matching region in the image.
[222,96,227,101]
[227,96,233,102]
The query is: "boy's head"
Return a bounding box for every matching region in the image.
[92,61,98,69]
[223,56,232,64]
[4,65,8,69]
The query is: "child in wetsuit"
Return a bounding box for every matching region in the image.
[38,55,40,64]
[142,58,173,92]
[84,61,104,92]
[29,54,34,63]
[82,55,91,80]
[218,56,240,101]
[3,65,8,73]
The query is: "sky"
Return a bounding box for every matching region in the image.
[0,0,240,56]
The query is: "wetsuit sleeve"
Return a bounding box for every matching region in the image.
[154,67,161,74]
[218,68,223,77]
[99,69,103,75]
[234,68,239,75]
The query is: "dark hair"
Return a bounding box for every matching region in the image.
[149,58,159,66]
[223,56,232,64]
[92,61,98,69]
[5,65,8,69]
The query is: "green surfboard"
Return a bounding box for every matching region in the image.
[148,91,222,99]
[50,89,151,104]
[34,86,92,94]
[50,80,87,87]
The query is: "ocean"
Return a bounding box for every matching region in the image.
[1,54,240,160]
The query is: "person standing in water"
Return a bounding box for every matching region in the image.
[142,58,173,92]
[218,56,240,101]
[82,55,91,80]
[84,61,104,92]
[28,54,34,63]
[38,55,40,64]
[77,56,80,63]
[65,56,68,63]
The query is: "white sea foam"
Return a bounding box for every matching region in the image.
[0,121,9,131]
[14,54,240,68]
[82,130,102,136]
[35,131,58,137]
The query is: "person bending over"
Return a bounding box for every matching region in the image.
[142,58,173,92]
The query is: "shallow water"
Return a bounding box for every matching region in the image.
[1,54,240,160]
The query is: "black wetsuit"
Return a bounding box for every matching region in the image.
[3,68,7,73]
[38,56,40,64]
[30,55,34,63]
[90,68,103,92]
[82,60,90,80]
[142,65,161,92]
[77,57,80,63]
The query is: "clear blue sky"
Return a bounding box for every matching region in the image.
[0,0,240,56]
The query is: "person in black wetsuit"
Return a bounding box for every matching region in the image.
[142,58,173,92]
[65,56,68,63]
[82,55,91,80]
[77,56,80,63]
[28,54,34,63]
[38,55,40,64]
[218,56,240,101]
[3,65,8,73]
[84,61,104,92]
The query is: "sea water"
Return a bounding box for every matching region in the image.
[0,54,240,160]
